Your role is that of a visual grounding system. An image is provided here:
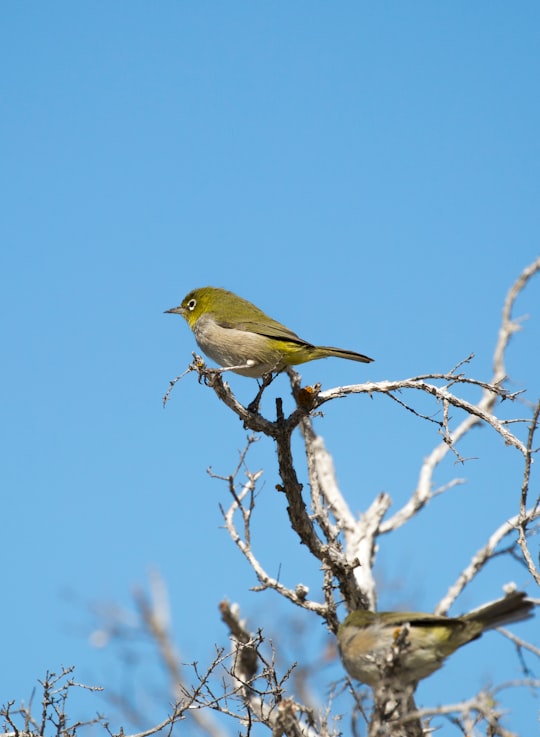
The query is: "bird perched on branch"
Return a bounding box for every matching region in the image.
[165,286,373,378]
[337,591,534,686]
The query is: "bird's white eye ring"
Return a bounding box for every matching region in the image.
[187,298,197,311]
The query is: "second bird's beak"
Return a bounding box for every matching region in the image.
[164,305,184,315]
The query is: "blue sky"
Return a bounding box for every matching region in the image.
[2,4,539,734]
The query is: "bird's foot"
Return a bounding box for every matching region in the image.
[247,372,276,413]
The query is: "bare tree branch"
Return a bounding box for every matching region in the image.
[436,511,540,614]
[517,399,540,585]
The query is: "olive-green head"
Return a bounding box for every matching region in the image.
[164,287,232,329]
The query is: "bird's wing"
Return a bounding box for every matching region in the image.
[217,316,311,346]
[378,612,464,629]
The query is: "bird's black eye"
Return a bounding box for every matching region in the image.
[187,298,197,311]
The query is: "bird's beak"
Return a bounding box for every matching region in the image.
[164,305,184,315]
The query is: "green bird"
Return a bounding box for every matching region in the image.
[165,286,373,378]
[337,591,534,686]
